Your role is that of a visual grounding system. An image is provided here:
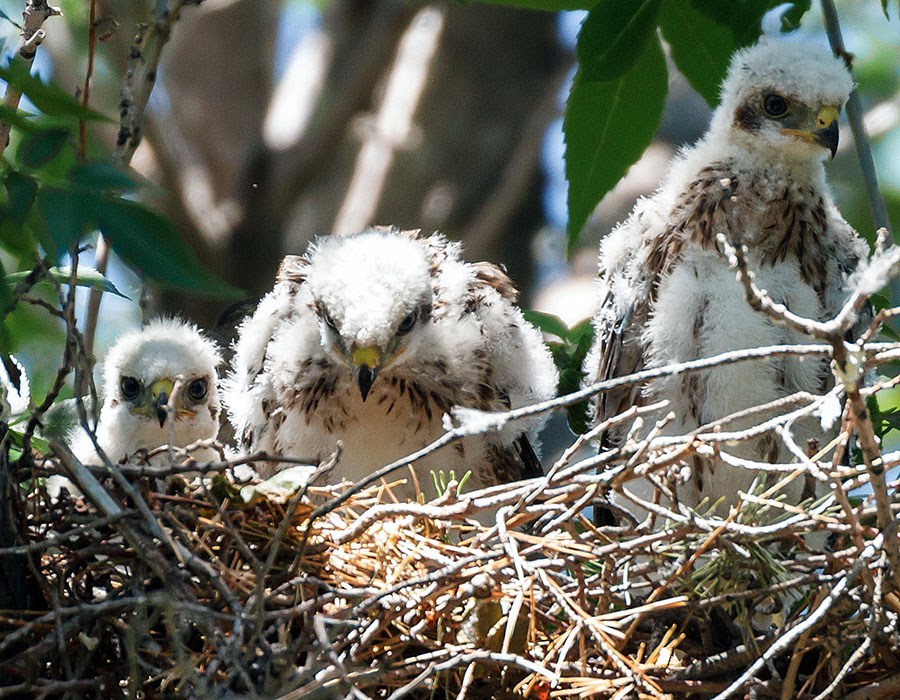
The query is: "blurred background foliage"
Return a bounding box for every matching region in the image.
[0,0,897,443]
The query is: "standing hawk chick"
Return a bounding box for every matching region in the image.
[224,227,558,500]
[583,40,869,515]
[73,319,222,465]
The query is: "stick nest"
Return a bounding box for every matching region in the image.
[3,238,900,699]
[3,415,900,700]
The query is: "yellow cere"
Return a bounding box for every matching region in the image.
[352,345,381,368]
[150,378,175,399]
[816,105,839,129]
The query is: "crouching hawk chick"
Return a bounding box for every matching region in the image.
[73,319,222,465]
[583,40,870,517]
[224,227,559,501]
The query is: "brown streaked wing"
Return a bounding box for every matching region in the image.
[472,262,519,303]
[276,255,307,284]
[591,285,647,448]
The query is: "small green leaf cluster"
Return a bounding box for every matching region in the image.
[431,468,473,496]
[0,58,242,351]
[524,310,593,434]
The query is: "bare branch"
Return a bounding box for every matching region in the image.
[0,0,61,153]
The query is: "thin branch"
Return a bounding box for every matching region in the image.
[77,0,98,160]
[83,0,191,369]
[820,0,893,243]
[821,0,899,307]
[332,6,444,238]
[0,0,61,153]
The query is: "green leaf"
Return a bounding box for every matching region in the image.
[881,322,900,342]
[72,162,136,192]
[565,35,668,250]
[689,0,778,46]
[546,341,591,434]
[0,104,38,132]
[882,410,900,434]
[5,428,49,455]
[881,0,890,19]
[568,318,594,347]
[95,198,243,298]
[524,310,571,340]
[871,293,891,312]
[34,185,240,297]
[659,0,734,107]
[526,312,593,435]
[577,0,663,82]
[35,188,90,259]
[0,59,109,122]
[463,0,596,9]
[6,266,129,299]
[0,261,11,325]
[16,128,70,168]
[3,171,38,219]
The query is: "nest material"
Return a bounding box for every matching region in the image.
[1,415,899,700]
[3,242,900,699]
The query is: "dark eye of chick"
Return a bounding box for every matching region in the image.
[187,378,208,402]
[763,93,789,118]
[397,309,417,336]
[120,376,141,400]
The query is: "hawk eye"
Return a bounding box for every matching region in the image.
[397,309,417,336]
[187,378,208,402]
[763,94,789,118]
[120,376,141,400]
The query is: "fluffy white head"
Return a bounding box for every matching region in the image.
[707,38,854,163]
[96,318,222,458]
[302,228,435,355]
[103,319,221,400]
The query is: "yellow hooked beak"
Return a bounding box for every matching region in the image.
[150,378,175,428]
[130,378,196,427]
[351,345,381,402]
[781,105,840,158]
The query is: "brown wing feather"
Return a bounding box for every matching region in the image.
[515,434,543,480]
[592,286,647,447]
[276,255,307,284]
[473,262,519,303]
[589,169,733,442]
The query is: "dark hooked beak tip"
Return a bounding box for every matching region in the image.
[155,392,169,428]
[356,365,376,402]
[813,119,839,159]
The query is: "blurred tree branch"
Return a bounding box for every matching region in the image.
[83,0,205,365]
[42,0,561,329]
[0,0,60,152]
[821,0,894,243]
[333,5,445,238]
[127,0,561,324]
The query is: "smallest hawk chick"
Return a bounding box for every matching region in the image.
[73,319,222,465]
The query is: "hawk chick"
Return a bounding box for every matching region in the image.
[224,227,558,500]
[584,40,869,515]
[73,319,222,465]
